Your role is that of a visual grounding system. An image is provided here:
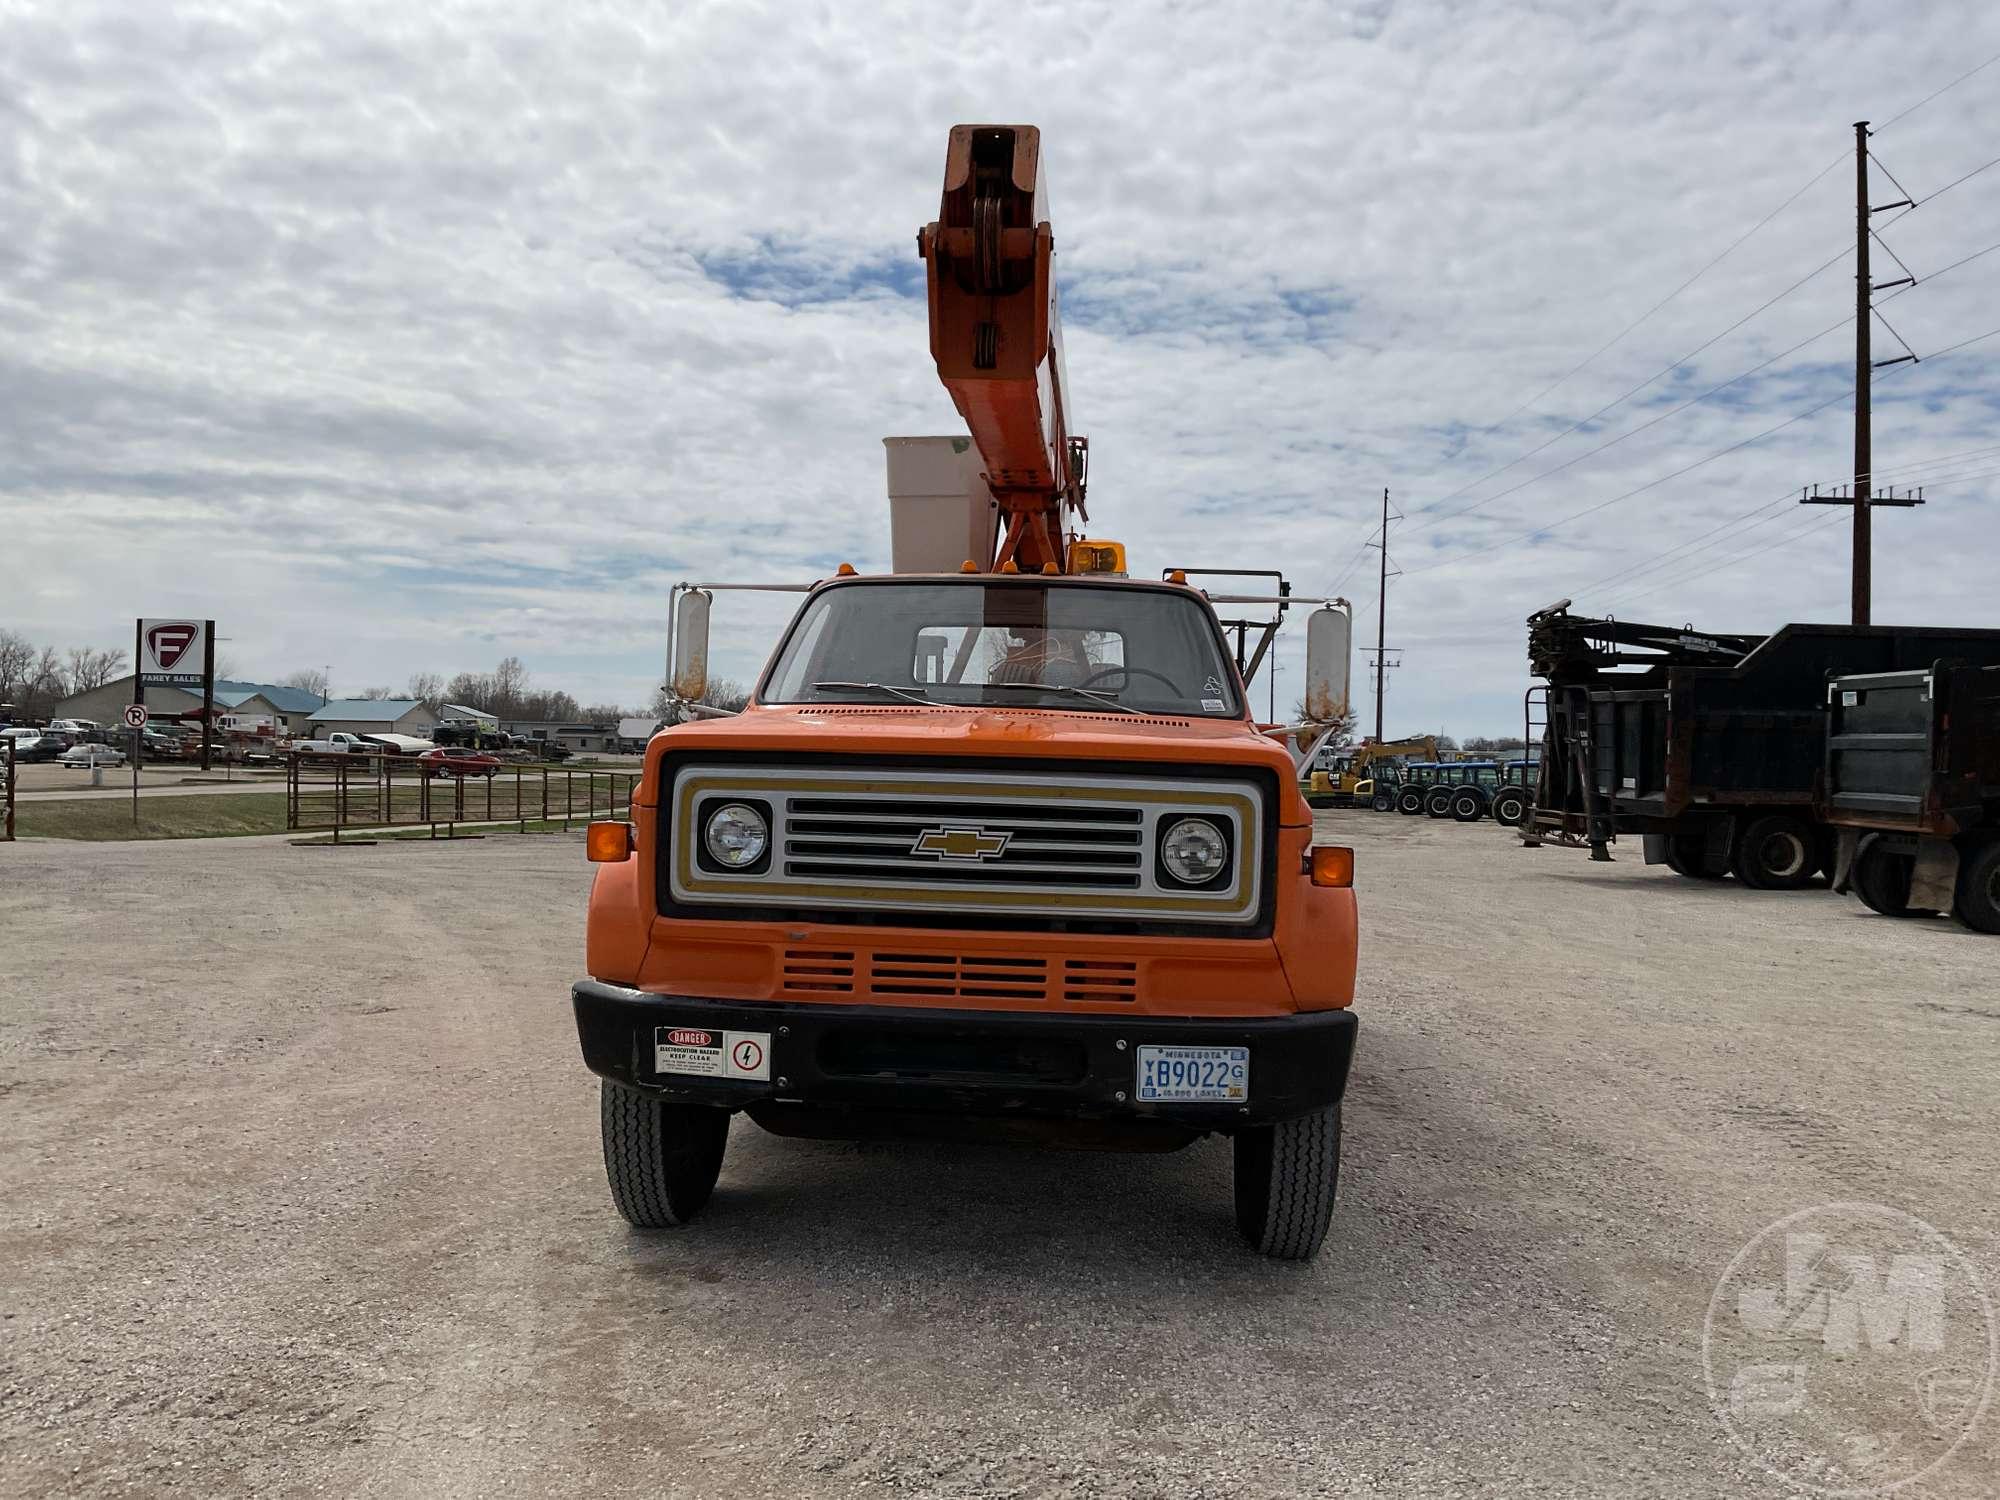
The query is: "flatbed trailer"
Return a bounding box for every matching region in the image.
[1825,660,2000,931]
[1520,601,2000,888]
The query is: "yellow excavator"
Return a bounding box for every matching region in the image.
[1306,736,1441,809]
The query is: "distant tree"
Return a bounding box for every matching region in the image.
[64,645,127,694]
[653,675,749,717]
[0,629,37,704]
[281,668,331,699]
[357,685,396,700]
[406,672,446,711]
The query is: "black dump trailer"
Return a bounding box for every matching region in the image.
[1825,660,2000,932]
[1519,601,2000,889]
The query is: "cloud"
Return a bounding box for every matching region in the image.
[1,0,1996,729]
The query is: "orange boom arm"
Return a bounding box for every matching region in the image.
[918,124,1086,573]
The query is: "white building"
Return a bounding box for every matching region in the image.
[307,699,439,738]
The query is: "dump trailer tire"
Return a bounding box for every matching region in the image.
[1449,788,1485,822]
[1955,837,2000,934]
[1731,814,1819,891]
[1397,787,1426,816]
[1490,788,1528,826]
[1371,791,1396,813]
[600,1082,731,1228]
[1424,787,1453,819]
[1233,1104,1341,1261]
[1665,830,1726,880]
[1852,842,1924,918]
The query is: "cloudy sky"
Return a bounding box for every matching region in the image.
[4,0,1997,732]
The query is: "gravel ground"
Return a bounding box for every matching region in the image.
[1,815,1994,1498]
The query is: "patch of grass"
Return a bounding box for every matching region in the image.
[16,792,292,841]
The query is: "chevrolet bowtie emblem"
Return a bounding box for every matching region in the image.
[911,826,1012,861]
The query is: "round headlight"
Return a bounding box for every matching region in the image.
[703,803,769,868]
[1160,817,1228,885]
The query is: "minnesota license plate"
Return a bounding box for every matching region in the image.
[1135,1044,1249,1103]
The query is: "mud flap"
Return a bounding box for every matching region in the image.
[1831,828,1864,894]
[1642,834,1670,866]
[1912,838,1960,913]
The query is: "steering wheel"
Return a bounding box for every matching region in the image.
[1077,664,1185,695]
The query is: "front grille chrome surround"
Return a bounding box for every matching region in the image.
[669,767,1263,924]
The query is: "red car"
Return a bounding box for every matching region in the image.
[418,747,502,779]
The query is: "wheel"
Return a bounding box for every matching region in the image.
[1954,837,2000,934]
[1852,840,1925,918]
[599,1081,731,1227]
[1396,787,1425,816]
[1663,830,1725,879]
[1233,1104,1341,1261]
[1371,792,1395,813]
[1731,813,1818,890]
[1449,789,1484,822]
[1424,787,1453,819]
[1491,788,1528,826]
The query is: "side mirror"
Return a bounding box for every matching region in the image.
[1302,604,1352,724]
[671,589,711,704]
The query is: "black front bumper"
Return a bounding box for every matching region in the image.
[572,981,1357,1129]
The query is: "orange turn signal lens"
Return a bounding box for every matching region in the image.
[1309,846,1353,887]
[587,821,635,863]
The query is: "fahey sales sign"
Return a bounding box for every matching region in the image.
[138,619,209,687]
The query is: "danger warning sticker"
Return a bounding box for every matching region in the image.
[653,1027,771,1082]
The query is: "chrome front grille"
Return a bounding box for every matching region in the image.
[784,795,1144,889]
[666,766,1264,925]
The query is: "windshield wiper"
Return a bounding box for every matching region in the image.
[976,682,1158,716]
[812,680,936,707]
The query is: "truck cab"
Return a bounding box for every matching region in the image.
[574,570,1359,1258]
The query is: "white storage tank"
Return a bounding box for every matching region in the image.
[884,436,1000,574]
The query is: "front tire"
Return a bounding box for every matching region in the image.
[1732,813,1818,890]
[1233,1104,1341,1261]
[1371,792,1395,813]
[1449,788,1485,822]
[1424,787,1453,819]
[1490,788,1528,826]
[600,1082,731,1227]
[1397,787,1425,816]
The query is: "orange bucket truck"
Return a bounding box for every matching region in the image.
[573,126,1359,1258]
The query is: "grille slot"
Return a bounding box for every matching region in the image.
[869,951,1050,1000]
[781,948,856,994]
[1064,958,1139,1003]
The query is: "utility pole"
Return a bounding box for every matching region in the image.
[1852,119,1872,626]
[1365,487,1401,741]
[1801,120,1917,622]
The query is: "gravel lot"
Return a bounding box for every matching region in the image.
[2,815,1994,1497]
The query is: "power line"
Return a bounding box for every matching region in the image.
[1408,247,1853,533]
[1876,49,2000,132]
[1403,323,2000,580]
[1419,155,1848,516]
[1622,508,1848,607]
[1584,444,2000,596]
[1406,311,1854,539]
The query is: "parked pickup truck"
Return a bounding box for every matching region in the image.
[294,732,374,756]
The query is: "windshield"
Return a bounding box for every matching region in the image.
[761,579,1245,717]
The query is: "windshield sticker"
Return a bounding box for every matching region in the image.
[1203,676,1224,696]
[1202,698,1226,712]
